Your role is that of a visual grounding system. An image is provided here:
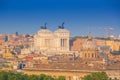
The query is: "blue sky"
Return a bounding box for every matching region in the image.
[0,0,120,37]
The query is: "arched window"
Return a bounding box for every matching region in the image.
[109,78,112,80]
[68,76,71,80]
[92,53,93,58]
[114,77,117,80]
[88,53,90,58]
[84,53,86,58]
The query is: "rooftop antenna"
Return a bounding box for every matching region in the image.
[104,27,114,38]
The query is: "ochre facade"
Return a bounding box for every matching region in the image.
[71,38,120,52]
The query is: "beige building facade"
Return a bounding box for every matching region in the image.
[34,27,70,54]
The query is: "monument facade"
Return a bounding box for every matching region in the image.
[34,24,70,55]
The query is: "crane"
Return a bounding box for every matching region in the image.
[104,27,114,38]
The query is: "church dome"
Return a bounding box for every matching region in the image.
[82,40,97,49]
[82,33,97,49]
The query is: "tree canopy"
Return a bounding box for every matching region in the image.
[82,72,109,80]
[0,71,66,80]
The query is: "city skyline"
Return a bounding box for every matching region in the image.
[0,0,120,37]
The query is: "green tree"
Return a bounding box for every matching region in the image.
[56,76,66,80]
[28,75,39,80]
[10,51,16,55]
[39,74,55,80]
[25,34,30,38]
[10,51,16,59]
[0,71,8,80]
[39,74,47,80]
[19,45,24,49]
[44,76,54,80]
[0,71,67,80]
[82,72,109,80]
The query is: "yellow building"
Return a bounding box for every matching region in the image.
[2,52,14,59]
[105,40,120,51]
